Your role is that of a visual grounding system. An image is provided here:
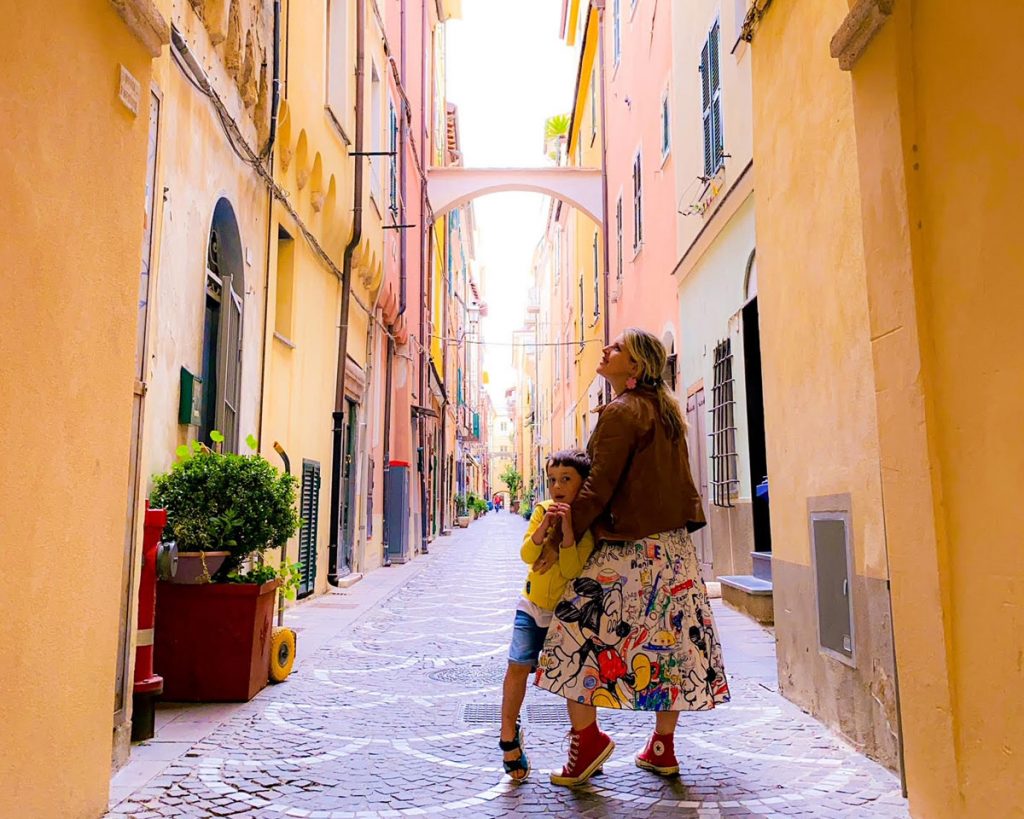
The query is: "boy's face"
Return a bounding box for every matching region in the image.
[547,464,583,504]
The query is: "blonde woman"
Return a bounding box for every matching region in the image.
[535,328,730,787]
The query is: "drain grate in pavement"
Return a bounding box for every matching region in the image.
[428,662,506,686]
[459,702,568,726]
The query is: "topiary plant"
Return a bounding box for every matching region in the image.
[150,435,300,581]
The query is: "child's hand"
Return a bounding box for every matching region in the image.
[532,543,558,575]
[530,509,560,545]
[557,506,575,548]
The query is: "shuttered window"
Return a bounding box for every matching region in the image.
[298,460,321,598]
[632,151,642,251]
[700,20,724,177]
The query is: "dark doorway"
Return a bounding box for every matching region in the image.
[742,296,772,552]
[341,398,359,572]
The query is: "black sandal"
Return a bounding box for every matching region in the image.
[499,723,531,782]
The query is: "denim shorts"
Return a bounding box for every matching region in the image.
[508,610,549,668]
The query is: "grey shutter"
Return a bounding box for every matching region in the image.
[298,460,321,597]
[216,273,242,453]
[701,40,713,176]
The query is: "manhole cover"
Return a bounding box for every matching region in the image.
[459,702,568,726]
[428,662,506,686]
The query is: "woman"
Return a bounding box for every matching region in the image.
[535,328,730,787]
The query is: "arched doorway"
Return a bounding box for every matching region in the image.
[201,198,245,451]
[741,250,772,553]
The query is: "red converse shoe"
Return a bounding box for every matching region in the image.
[635,731,680,776]
[550,722,615,787]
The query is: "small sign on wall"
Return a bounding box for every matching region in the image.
[119,65,141,117]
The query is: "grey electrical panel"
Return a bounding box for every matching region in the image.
[811,515,855,664]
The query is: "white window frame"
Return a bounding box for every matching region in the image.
[326,0,350,141]
[388,96,399,216]
[632,147,643,255]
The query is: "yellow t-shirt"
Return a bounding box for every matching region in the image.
[520,500,596,611]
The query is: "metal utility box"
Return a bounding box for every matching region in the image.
[385,461,411,563]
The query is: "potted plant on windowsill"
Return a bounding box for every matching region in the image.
[149,434,300,702]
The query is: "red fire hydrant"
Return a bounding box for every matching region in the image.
[131,503,166,741]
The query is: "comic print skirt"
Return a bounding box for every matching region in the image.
[535,528,730,711]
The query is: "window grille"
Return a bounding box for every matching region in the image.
[710,338,738,507]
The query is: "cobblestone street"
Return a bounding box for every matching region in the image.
[108,513,909,819]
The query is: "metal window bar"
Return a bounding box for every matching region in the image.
[709,339,739,507]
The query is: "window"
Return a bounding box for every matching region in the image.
[326,0,349,135]
[701,20,724,176]
[369,62,382,203]
[632,150,643,251]
[578,274,585,348]
[274,227,295,339]
[660,88,671,159]
[592,232,600,318]
[710,338,738,507]
[612,0,621,65]
[553,226,561,285]
[298,460,321,598]
[388,100,399,215]
[615,196,623,281]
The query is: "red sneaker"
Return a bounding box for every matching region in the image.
[635,731,680,776]
[550,722,615,787]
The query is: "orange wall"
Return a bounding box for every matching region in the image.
[0,5,155,816]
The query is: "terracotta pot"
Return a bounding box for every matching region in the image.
[154,579,281,702]
[170,550,231,584]
[457,516,471,528]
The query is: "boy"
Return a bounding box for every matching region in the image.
[499,449,595,782]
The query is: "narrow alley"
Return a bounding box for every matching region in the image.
[108,514,907,819]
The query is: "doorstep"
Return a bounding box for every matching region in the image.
[719,575,774,626]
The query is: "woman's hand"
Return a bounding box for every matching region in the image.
[532,544,558,574]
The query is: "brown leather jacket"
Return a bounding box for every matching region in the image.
[570,389,707,542]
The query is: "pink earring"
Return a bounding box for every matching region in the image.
[625,376,638,390]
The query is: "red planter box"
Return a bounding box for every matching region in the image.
[154,579,280,702]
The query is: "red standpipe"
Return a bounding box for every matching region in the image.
[131,503,165,740]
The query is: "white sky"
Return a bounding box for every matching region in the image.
[445,1,579,411]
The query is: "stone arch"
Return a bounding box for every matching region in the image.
[427,167,604,226]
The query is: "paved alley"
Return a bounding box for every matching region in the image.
[108,514,909,819]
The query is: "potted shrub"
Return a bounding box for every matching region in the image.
[455,494,471,528]
[150,434,300,702]
[472,496,488,518]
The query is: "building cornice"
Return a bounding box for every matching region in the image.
[830,0,895,70]
[109,0,170,57]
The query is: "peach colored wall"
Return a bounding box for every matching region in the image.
[0,5,156,816]
[602,0,678,347]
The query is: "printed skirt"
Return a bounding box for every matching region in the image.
[535,528,730,711]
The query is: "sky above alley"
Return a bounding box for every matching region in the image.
[446,1,580,411]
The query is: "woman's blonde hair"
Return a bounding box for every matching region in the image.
[621,327,687,441]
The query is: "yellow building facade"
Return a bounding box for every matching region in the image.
[0,2,168,815]
[747,0,1024,814]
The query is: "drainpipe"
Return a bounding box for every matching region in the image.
[328,0,366,585]
[418,0,430,554]
[398,0,409,318]
[593,0,613,401]
[257,0,283,447]
[381,333,395,566]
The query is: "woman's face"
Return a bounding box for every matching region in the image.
[597,334,639,382]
